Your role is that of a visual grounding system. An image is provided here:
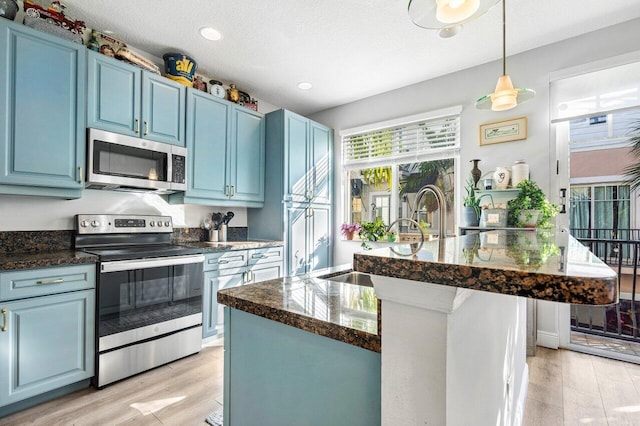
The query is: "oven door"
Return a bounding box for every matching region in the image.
[97,254,204,352]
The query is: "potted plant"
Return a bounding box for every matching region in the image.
[463,177,481,226]
[358,217,387,249]
[507,180,559,228]
[340,223,361,240]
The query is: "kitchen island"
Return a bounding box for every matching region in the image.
[218,230,617,426]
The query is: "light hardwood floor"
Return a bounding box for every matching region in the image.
[0,340,224,426]
[2,342,640,425]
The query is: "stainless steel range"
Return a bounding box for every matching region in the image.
[75,214,204,388]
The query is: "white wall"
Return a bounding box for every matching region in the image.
[310,18,640,348]
[0,191,247,231]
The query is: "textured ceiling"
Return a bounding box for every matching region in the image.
[59,0,640,116]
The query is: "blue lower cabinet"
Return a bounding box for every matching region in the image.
[0,289,95,407]
[223,308,381,426]
[203,268,245,339]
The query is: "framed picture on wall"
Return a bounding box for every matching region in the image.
[479,116,527,146]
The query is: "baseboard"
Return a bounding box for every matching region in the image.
[536,330,559,349]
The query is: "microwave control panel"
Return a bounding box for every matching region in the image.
[172,154,185,184]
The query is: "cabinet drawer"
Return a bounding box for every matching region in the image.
[0,265,96,302]
[248,247,284,266]
[204,250,248,271]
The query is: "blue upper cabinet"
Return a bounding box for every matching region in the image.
[283,110,332,204]
[231,107,265,202]
[0,19,85,198]
[285,113,308,202]
[183,89,230,200]
[171,89,264,207]
[310,121,332,205]
[87,51,185,146]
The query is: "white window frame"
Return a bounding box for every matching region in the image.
[340,106,462,233]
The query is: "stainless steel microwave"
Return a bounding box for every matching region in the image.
[86,128,187,194]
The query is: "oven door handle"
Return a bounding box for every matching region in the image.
[100,254,205,273]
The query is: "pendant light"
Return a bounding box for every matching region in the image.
[408,0,500,30]
[475,0,535,111]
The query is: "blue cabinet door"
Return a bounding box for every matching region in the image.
[142,71,186,146]
[308,203,331,272]
[0,290,95,407]
[203,268,245,339]
[86,50,140,137]
[310,121,332,205]
[0,21,85,194]
[284,112,309,202]
[185,89,230,200]
[286,204,309,276]
[230,106,265,202]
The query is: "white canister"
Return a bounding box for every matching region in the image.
[511,160,529,187]
[493,166,511,190]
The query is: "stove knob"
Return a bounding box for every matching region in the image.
[91,220,99,228]
[164,221,170,227]
[80,220,89,228]
[157,222,163,228]
[149,221,155,227]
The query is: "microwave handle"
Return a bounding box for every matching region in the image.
[100,254,204,273]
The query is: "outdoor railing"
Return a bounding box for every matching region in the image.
[570,228,640,342]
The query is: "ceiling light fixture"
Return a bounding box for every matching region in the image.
[199,27,222,41]
[475,0,535,111]
[408,0,499,30]
[297,82,313,90]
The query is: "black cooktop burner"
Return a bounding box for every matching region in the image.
[83,244,203,261]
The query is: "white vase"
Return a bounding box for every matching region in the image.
[511,160,529,187]
[493,167,511,190]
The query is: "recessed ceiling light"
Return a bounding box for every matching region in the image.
[437,25,462,38]
[102,30,114,35]
[199,27,222,41]
[297,82,313,90]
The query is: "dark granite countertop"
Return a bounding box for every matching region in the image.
[354,230,617,305]
[0,250,98,272]
[182,240,283,253]
[218,268,381,352]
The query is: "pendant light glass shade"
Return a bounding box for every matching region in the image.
[409,0,499,29]
[475,0,535,111]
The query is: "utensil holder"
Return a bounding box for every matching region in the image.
[208,229,219,242]
[220,225,227,242]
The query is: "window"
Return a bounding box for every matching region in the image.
[569,108,640,151]
[570,183,632,236]
[341,107,461,238]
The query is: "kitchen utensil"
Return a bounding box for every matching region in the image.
[223,211,234,225]
[202,218,211,230]
[212,212,223,230]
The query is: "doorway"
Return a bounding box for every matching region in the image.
[551,56,640,361]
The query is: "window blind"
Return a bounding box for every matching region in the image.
[342,113,460,166]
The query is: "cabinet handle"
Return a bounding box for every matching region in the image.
[135,118,140,134]
[231,185,235,197]
[218,260,229,264]
[1,308,7,332]
[36,278,64,285]
[78,166,83,184]
[224,185,229,197]
[144,121,149,136]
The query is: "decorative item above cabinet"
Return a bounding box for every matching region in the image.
[87,50,186,147]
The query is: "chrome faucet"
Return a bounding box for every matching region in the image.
[408,184,446,238]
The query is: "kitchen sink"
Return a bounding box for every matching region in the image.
[320,271,374,287]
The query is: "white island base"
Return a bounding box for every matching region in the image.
[372,275,528,426]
